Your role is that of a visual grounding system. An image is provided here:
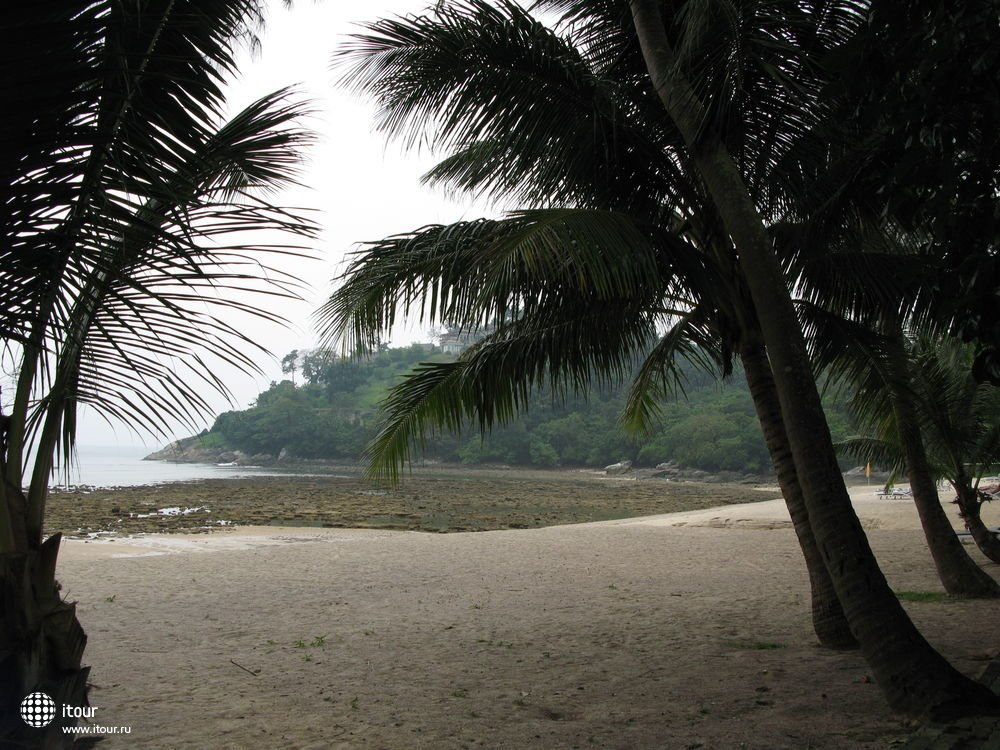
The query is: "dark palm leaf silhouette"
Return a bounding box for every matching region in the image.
[1,3,315,744]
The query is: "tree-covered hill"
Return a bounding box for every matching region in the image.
[186,345,855,475]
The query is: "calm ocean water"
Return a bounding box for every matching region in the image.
[48,445,291,488]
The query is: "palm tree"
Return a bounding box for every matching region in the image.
[327,0,857,648]
[627,0,998,716]
[805,293,1000,598]
[833,0,1000,384]
[774,50,1000,600]
[0,2,316,745]
[840,337,1000,563]
[326,0,999,717]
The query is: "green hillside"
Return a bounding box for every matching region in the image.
[204,344,855,474]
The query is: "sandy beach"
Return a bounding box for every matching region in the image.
[56,483,1000,749]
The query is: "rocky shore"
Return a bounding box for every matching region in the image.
[142,435,285,466]
[45,467,774,538]
[146,436,776,485]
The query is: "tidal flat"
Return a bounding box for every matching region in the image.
[44,466,771,537]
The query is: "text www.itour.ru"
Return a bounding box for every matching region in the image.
[63,724,132,735]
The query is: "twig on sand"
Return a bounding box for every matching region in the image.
[230,659,259,677]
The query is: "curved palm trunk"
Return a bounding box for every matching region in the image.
[630,0,1000,718]
[883,332,1000,596]
[740,342,857,648]
[954,482,1000,564]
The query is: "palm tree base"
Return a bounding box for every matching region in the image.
[1,535,90,748]
[922,678,1000,723]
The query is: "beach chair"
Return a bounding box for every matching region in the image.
[876,487,912,500]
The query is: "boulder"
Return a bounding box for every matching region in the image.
[655,461,681,475]
[604,460,633,475]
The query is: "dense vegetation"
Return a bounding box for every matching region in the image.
[207,344,855,473]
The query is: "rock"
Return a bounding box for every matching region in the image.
[655,461,681,476]
[645,461,773,484]
[144,436,231,465]
[604,460,633,475]
[142,439,189,461]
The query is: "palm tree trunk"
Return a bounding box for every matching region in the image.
[2,438,90,747]
[883,331,1000,596]
[1,523,90,747]
[629,0,1000,718]
[954,482,1000,564]
[740,341,857,648]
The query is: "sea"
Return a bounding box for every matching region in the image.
[47,444,293,489]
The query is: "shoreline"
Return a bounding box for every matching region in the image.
[45,467,777,538]
[60,483,998,558]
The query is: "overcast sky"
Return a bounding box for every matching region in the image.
[80,0,497,447]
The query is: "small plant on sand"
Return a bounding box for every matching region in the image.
[450,689,468,698]
[292,635,329,649]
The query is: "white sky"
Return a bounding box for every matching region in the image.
[78,0,498,448]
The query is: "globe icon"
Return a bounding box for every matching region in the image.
[20,692,57,728]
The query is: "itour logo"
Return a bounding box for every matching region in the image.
[20,692,56,728]
[19,692,98,728]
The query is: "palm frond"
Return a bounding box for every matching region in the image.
[1,3,320,542]
[318,208,663,352]
[835,436,903,473]
[619,306,724,436]
[366,294,662,481]
[339,0,696,218]
[23,90,317,468]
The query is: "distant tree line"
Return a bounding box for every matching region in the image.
[208,344,855,472]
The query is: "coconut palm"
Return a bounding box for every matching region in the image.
[0,2,316,744]
[326,0,1000,716]
[627,0,998,716]
[777,64,1000,600]
[840,337,1000,563]
[804,283,1000,599]
[326,0,862,648]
